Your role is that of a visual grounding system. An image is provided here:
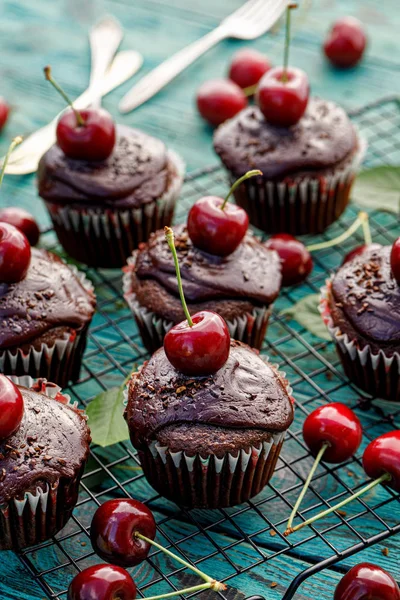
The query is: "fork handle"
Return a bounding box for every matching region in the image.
[119,26,226,113]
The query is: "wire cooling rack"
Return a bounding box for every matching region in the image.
[15,96,400,600]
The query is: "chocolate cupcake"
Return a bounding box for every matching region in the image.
[38,126,184,268]
[213,98,365,235]
[123,224,281,352]
[0,248,96,387]
[125,340,294,508]
[320,245,400,401]
[0,376,90,550]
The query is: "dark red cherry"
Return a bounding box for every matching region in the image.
[264,233,313,286]
[363,430,400,493]
[256,66,309,127]
[196,79,248,127]
[0,98,10,131]
[68,564,137,600]
[334,563,400,600]
[0,222,31,283]
[56,107,116,161]
[390,237,400,284]
[0,207,40,246]
[228,49,272,89]
[303,403,362,464]
[164,311,230,376]
[342,243,381,265]
[90,498,156,567]
[0,375,24,440]
[324,17,367,69]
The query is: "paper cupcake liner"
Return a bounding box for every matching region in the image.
[0,377,88,550]
[320,282,400,402]
[228,138,367,235]
[0,267,94,388]
[43,150,185,268]
[124,366,293,508]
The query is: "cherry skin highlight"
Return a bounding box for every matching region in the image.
[0,98,10,131]
[0,375,24,441]
[0,207,40,246]
[334,562,400,600]
[164,311,230,376]
[0,222,31,283]
[68,564,137,600]
[256,66,309,127]
[196,79,248,127]
[363,430,400,493]
[56,107,116,161]
[390,237,400,284]
[324,17,367,69]
[303,403,362,464]
[90,498,156,568]
[264,233,313,286]
[228,49,272,89]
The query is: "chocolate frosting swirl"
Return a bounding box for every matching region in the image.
[0,248,96,349]
[213,98,357,179]
[331,245,400,346]
[134,224,281,305]
[126,341,294,447]
[0,384,90,504]
[38,126,172,208]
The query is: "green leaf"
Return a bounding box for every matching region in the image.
[280,294,331,341]
[86,381,130,448]
[351,165,400,213]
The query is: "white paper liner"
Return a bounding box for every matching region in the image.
[320,281,400,401]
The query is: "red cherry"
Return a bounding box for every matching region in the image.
[324,17,367,69]
[264,233,313,286]
[196,79,248,127]
[334,563,400,600]
[164,311,230,376]
[56,107,116,161]
[90,498,156,568]
[228,49,272,89]
[0,98,10,131]
[256,67,309,127]
[0,207,40,246]
[0,375,24,440]
[390,237,400,284]
[0,222,31,283]
[303,403,362,464]
[68,564,137,600]
[342,243,381,265]
[363,430,400,493]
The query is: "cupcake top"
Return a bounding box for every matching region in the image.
[0,381,90,504]
[0,248,96,349]
[213,98,358,179]
[38,126,175,209]
[330,245,400,353]
[126,340,294,453]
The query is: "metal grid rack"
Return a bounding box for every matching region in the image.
[16,96,400,599]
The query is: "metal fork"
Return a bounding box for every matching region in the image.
[119,0,287,113]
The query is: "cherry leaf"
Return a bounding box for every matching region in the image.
[351,166,400,213]
[280,294,331,340]
[86,380,130,448]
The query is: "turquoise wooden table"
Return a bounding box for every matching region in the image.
[0,1,400,599]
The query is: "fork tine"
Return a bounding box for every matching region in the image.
[240,0,277,21]
[245,0,287,31]
[229,0,272,21]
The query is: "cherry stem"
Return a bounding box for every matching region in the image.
[306,212,371,253]
[285,472,391,536]
[135,532,226,591]
[0,136,23,188]
[44,65,85,127]
[164,227,194,328]
[144,582,221,600]
[221,169,263,210]
[285,442,329,534]
[282,3,297,83]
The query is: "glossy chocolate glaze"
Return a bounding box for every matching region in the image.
[38,126,173,208]
[213,98,357,179]
[0,383,90,504]
[330,245,400,354]
[133,224,281,306]
[126,340,294,449]
[0,248,96,349]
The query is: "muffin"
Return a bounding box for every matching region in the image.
[320,245,400,401]
[125,340,294,508]
[38,126,185,268]
[213,98,365,235]
[0,376,90,550]
[123,224,281,352]
[0,248,96,387]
